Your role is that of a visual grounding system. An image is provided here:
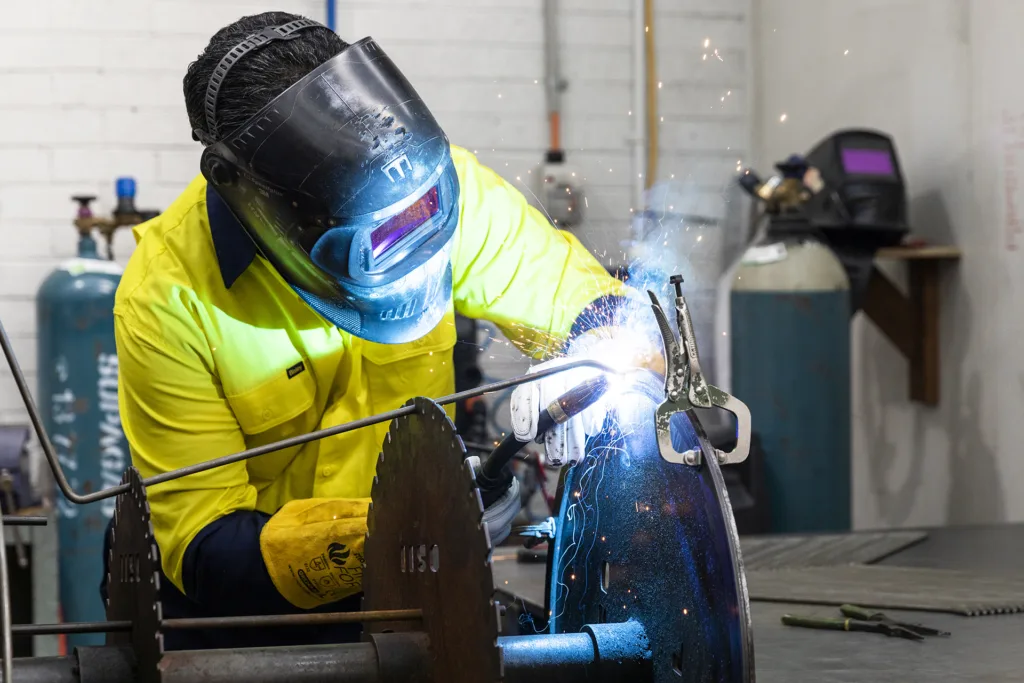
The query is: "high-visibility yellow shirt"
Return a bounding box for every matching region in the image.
[114,146,626,592]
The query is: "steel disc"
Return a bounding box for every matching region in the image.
[362,397,501,683]
[105,466,165,683]
[545,371,754,683]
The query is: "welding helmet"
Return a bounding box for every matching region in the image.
[198,22,459,344]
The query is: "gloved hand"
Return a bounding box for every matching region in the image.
[465,455,521,545]
[259,498,370,609]
[510,327,665,468]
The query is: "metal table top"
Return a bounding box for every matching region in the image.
[492,524,1024,682]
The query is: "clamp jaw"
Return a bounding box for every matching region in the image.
[648,275,752,467]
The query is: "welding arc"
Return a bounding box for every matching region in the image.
[0,316,618,506]
[477,374,610,497]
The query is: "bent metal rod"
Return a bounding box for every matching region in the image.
[0,317,617,507]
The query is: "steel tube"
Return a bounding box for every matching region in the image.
[7,657,79,683]
[499,633,597,682]
[0,516,47,527]
[3,314,616,506]
[12,621,132,637]
[159,643,382,683]
[499,622,652,683]
[163,609,422,630]
[0,513,12,683]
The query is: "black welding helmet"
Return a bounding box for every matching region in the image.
[199,25,460,344]
[803,129,909,246]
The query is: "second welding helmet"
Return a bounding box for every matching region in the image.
[199,27,459,344]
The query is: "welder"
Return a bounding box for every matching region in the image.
[102,12,661,651]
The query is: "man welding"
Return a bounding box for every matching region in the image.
[104,12,661,650]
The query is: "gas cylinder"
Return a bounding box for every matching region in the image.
[730,235,851,533]
[36,184,133,648]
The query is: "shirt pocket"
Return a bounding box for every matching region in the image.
[226,363,317,436]
[360,311,458,411]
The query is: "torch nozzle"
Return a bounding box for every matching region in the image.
[478,373,612,501]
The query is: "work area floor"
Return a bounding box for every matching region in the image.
[493,524,1024,682]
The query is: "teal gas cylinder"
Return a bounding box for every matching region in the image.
[730,237,851,532]
[37,198,127,648]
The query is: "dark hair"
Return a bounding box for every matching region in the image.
[184,12,348,142]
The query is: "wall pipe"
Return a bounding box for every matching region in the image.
[543,0,565,153]
[326,0,336,31]
[643,0,659,187]
[631,0,647,225]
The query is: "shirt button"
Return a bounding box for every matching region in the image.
[322,466,334,477]
[262,408,273,421]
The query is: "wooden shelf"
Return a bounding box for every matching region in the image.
[862,245,962,406]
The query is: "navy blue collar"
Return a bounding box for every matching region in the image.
[206,185,257,289]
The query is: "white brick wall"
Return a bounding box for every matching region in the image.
[0,0,751,425]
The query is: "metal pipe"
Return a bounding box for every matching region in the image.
[2,314,615,505]
[1,516,47,527]
[163,609,422,630]
[12,609,421,637]
[325,0,336,31]
[159,643,384,683]
[499,622,652,683]
[6,656,79,683]
[543,0,564,151]
[0,513,12,683]
[631,0,647,223]
[499,632,597,682]
[13,621,131,637]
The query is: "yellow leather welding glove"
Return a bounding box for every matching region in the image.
[259,497,371,610]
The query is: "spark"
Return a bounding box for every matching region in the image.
[844,49,849,55]
[703,38,710,48]
[683,608,689,615]
[780,113,788,122]
[658,81,663,89]
[702,54,707,61]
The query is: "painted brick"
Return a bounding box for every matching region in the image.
[52,148,159,185]
[3,3,49,30]
[0,262,58,298]
[1,221,67,259]
[99,34,211,72]
[0,184,105,222]
[149,0,324,35]
[0,149,51,183]
[102,108,192,146]
[49,0,152,32]
[0,73,54,106]
[0,300,35,336]
[0,108,104,145]
[0,33,103,70]
[56,71,185,108]
[157,149,203,184]
[0,373,37,413]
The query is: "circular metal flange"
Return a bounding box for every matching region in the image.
[362,397,501,683]
[105,466,164,683]
[545,371,754,683]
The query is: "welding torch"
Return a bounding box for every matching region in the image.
[475,374,610,504]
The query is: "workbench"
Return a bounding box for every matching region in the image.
[493,524,1024,682]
